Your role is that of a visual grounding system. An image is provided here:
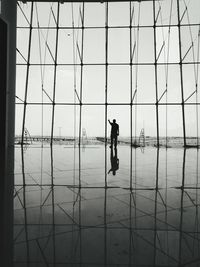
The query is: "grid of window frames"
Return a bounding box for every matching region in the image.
[16,0,200,148]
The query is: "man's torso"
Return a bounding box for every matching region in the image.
[111,123,119,136]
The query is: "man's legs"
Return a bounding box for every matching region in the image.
[114,135,118,148]
[110,135,113,148]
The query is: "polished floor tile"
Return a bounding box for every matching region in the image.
[14,145,200,266]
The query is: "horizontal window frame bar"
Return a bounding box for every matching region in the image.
[16,62,200,66]
[17,23,200,30]
[15,102,200,105]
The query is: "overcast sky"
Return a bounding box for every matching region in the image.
[15,0,200,137]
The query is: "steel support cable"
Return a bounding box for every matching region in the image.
[71,2,77,196]
[37,3,55,103]
[135,2,141,143]
[21,2,34,145]
[132,2,141,100]
[156,1,167,145]
[155,1,172,142]
[153,0,160,146]
[17,2,31,26]
[177,0,187,146]
[78,2,85,148]
[23,8,54,104]
[131,2,141,144]
[33,3,55,102]
[73,5,83,105]
[165,0,173,146]
[15,95,24,103]
[50,2,60,146]
[41,23,53,77]
[157,0,169,81]
[157,0,173,146]
[16,48,28,63]
[130,3,136,65]
[16,45,29,115]
[35,3,44,144]
[51,6,57,26]
[71,4,82,132]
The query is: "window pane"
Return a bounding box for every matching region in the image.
[82,66,105,103]
[108,66,130,103]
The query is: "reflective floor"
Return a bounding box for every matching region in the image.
[14,144,200,266]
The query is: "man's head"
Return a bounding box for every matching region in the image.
[113,119,116,123]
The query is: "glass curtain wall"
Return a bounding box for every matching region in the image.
[14,1,200,266]
[16,0,200,149]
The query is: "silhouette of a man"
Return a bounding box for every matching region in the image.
[108,119,119,148]
[108,147,119,176]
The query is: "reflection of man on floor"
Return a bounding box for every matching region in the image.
[108,119,119,148]
[108,148,119,176]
